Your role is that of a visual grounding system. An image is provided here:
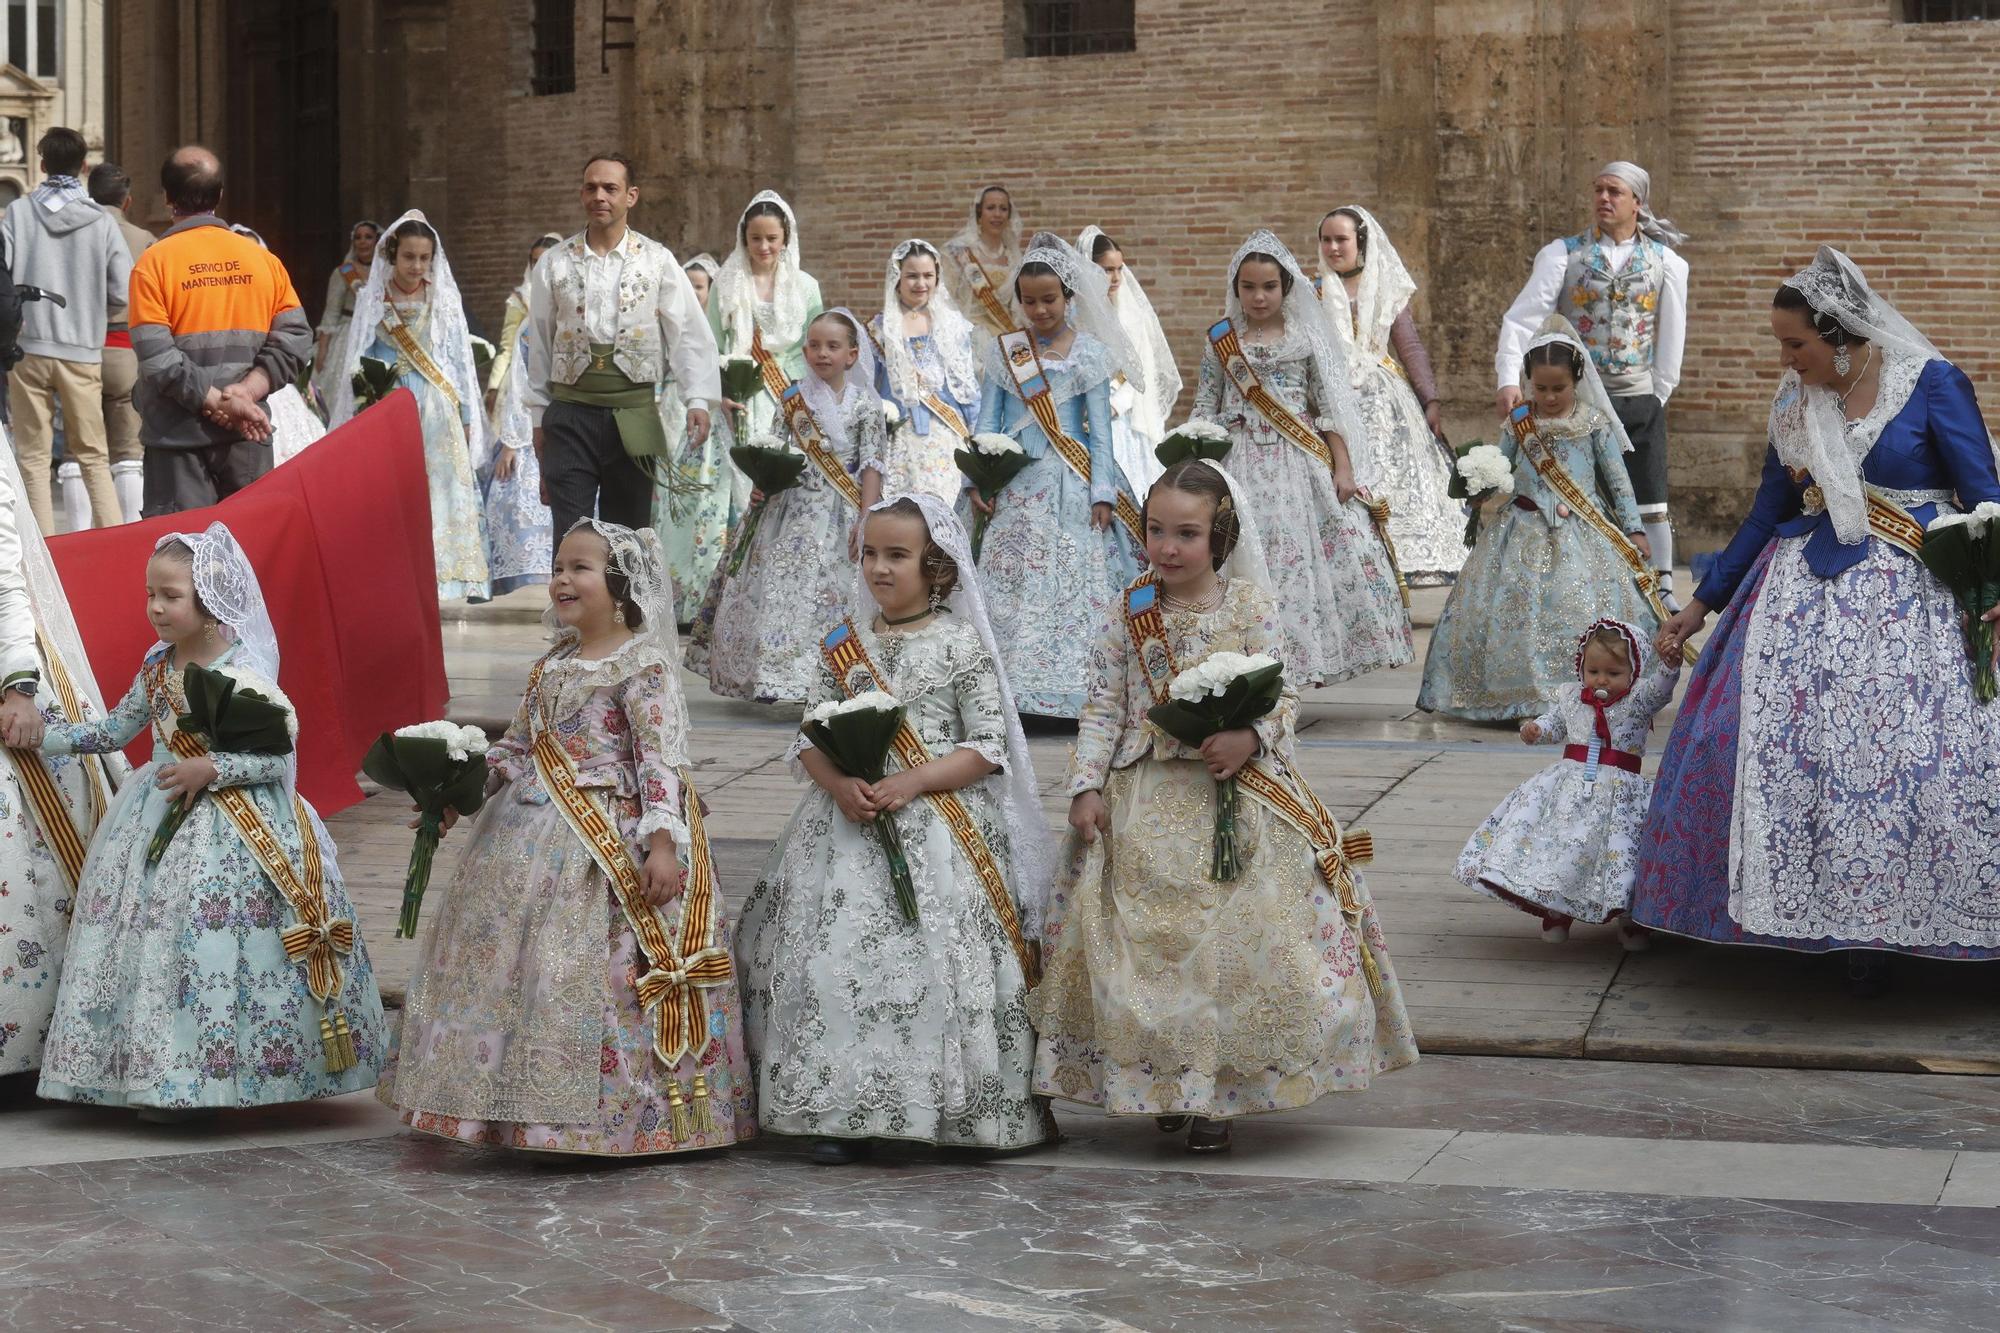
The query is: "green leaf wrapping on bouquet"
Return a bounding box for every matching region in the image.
[725,444,811,576]
[1143,660,1285,883]
[719,358,766,405]
[802,707,920,923]
[1152,429,1235,471]
[147,663,297,868]
[1920,520,2000,705]
[469,337,496,391]
[362,731,493,937]
[953,446,1033,559]
[351,356,400,411]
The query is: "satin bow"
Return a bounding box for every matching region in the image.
[281,916,355,1002]
[634,945,735,1066]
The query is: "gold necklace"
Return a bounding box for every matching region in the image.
[1163,579,1225,613]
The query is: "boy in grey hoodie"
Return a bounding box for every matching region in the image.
[0,126,133,534]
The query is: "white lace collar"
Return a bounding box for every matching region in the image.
[1843,350,1927,454]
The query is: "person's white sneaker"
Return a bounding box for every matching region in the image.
[1618,921,1653,952]
[1540,919,1570,944]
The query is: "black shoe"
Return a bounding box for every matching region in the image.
[1845,952,1890,999]
[1154,1115,1192,1134]
[811,1137,869,1165]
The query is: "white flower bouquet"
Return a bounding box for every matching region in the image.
[1448,442,1516,546]
[363,720,496,936]
[1153,418,1235,470]
[726,432,809,575]
[802,691,918,921]
[147,662,297,867]
[954,432,1032,559]
[1921,501,2000,704]
[1147,651,1285,881]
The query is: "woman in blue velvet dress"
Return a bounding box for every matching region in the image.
[1640,248,2000,982]
[965,232,1142,718]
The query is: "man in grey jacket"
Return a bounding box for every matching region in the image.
[90,161,154,524]
[0,126,133,533]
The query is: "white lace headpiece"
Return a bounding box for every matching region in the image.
[1224,230,1366,454]
[949,184,1023,266]
[1769,246,1948,545]
[512,230,565,306]
[684,252,721,279]
[802,307,882,454]
[1077,225,1182,439]
[850,492,1052,937]
[1316,206,1417,388]
[715,190,810,356]
[1005,231,1144,393]
[1597,161,1687,249]
[550,518,684,672]
[1522,315,1636,453]
[879,239,981,408]
[330,209,488,465]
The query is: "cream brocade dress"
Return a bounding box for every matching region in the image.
[1029,579,1418,1119]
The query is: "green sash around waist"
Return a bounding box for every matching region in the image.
[551,344,668,462]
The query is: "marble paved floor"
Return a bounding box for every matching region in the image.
[6,1054,2000,1331]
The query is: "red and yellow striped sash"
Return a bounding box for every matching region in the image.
[381,302,460,411]
[996,328,1142,542]
[754,328,862,509]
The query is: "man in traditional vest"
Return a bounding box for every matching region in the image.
[523,152,720,538]
[1495,161,1689,601]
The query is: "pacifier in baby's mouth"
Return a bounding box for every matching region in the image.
[1590,687,1610,703]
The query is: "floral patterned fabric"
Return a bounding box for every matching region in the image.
[37,646,388,1108]
[654,379,736,624]
[963,333,1143,718]
[1032,580,1418,1119]
[1349,350,1465,584]
[686,384,886,703]
[1557,229,1666,387]
[1191,333,1412,686]
[870,314,980,507]
[1418,413,1654,720]
[711,288,825,512]
[384,638,756,1155]
[1457,661,1679,924]
[366,300,491,601]
[735,615,1045,1149]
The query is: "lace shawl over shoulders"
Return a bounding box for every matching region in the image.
[981,330,1114,407]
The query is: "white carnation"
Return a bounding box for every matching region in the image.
[1456,444,1516,496]
[804,690,902,724]
[745,432,793,453]
[1167,419,1231,444]
[882,400,902,426]
[971,432,1023,456]
[1975,501,2000,525]
[1928,511,1980,533]
[395,718,486,764]
[1166,651,1280,702]
[214,664,299,740]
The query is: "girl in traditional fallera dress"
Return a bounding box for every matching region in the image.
[1080,226,1182,496]
[312,219,378,414]
[330,211,491,601]
[1318,206,1464,584]
[386,520,754,1156]
[1031,462,1417,1154]
[967,231,1144,718]
[1418,319,1657,720]
[1637,248,2000,990]
[737,494,1053,1163]
[483,233,563,598]
[711,191,824,513]
[1190,231,1412,686]
[688,309,888,703]
[656,253,736,624]
[38,524,387,1114]
[945,185,1024,340]
[871,239,981,506]
[1458,618,1677,947]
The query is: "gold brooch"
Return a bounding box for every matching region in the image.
[1802,484,1825,516]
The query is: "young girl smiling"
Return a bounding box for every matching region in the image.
[737,495,1051,1163]
[871,239,981,505]
[690,308,888,703]
[38,525,388,1115]
[1031,462,1417,1154]
[387,520,754,1158]
[711,191,825,512]
[968,231,1142,718]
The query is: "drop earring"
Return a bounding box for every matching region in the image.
[1833,340,1852,378]
[928,585,943,613]
[203,621,216,644]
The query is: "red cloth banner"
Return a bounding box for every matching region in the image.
[50,392,448,814]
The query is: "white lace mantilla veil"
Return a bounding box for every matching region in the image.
[510,231,566,308]
[684,252,721,281]
[850,492,1053,938]
[715,189,810,357]
[1316,206,1418,391]
[879,239,981,407]
[1076,225,1182,438]
[1522,315,1637,454]
[803,307,882,457]
[949,184,1023,267]
[330,209,488,465]
[1768,246,1974,547]
[548,518,683,673]
[1224,229,1366,454]
[998,231,1144,394]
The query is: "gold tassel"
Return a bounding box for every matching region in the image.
[690,1073,716,1136]
[1348,912,1384,1002]
[320,1010,358,1073]
[667,1078,692,1142]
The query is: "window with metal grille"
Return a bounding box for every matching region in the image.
[1018,1,1135,58]
[1902,0,2000,20]
[531,0,577,95]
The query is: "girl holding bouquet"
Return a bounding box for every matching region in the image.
[1458,618,1679,948]
[1080,226,1182,496]
[736,495,1053,1163]
[385,519,755,1157]
[1637,248,2000,989]
[711,191,825,513]
[657,252,736,623]
[871,239,982,506]
[36,525,388,1114]
[967,231,1143,718]
[1031,461,1417,1154]
[1190,231,1412,686]
[1418,318,1657,720]
[688,309,888,702]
